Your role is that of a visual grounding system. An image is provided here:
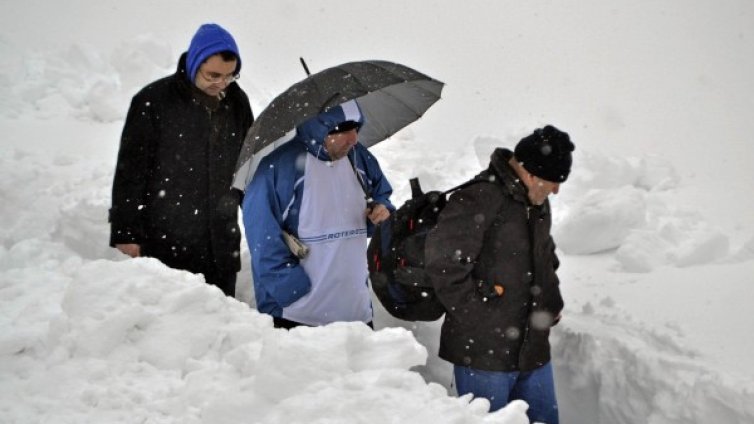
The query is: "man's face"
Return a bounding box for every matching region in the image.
[522,173,561,206]
[324,128,359,160]
[194,54,238,98]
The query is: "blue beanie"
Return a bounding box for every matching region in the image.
[186,23,241,82]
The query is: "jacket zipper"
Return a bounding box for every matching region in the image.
[518,205,534,366]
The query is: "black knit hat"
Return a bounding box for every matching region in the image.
[514,125,575,183]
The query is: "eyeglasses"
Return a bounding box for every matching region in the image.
[199,69,240,84]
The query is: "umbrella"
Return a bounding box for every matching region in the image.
[232,60,444,190]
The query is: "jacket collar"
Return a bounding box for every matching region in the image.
[489,148,527,202]
[489,147,550,215]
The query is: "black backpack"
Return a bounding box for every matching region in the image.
[367,177,485,321]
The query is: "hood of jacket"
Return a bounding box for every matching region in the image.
[294,100,366,161]
[173,52,242,108]
[186,23,241,83]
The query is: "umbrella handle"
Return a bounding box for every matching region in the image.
[299,57,311,76]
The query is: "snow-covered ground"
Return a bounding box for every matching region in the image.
[2,1,753,423]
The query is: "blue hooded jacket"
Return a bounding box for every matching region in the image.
[242,101,394,320]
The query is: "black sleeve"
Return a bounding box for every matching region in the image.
[109,93,157,246]
[425,183,504,321]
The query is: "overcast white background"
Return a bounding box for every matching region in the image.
[1,1,753,423]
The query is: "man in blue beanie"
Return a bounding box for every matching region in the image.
[110,23,253,298]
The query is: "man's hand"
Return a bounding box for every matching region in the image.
[115,243,141,258]
[367,203,390,225]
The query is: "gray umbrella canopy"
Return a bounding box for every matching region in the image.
[232,60,444,191]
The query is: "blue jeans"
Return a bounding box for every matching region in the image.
[454,362,559,424]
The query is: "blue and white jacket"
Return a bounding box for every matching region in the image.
[242,101,394,325]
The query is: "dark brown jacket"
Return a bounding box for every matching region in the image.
[109,53,253,275]
[425,148,563,372]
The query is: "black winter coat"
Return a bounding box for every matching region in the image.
[110,53,253,275]
[425,148,563,372]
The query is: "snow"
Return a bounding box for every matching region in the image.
[2,1,753,423]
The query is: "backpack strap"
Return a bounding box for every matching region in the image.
[443,175,491,195]
[409,175,491,200]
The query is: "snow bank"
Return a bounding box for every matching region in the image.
[0,36,172,122]
[0,249,524,423]
[553,306,754,424]
[547,150,732,272]
[0,128,524,423]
